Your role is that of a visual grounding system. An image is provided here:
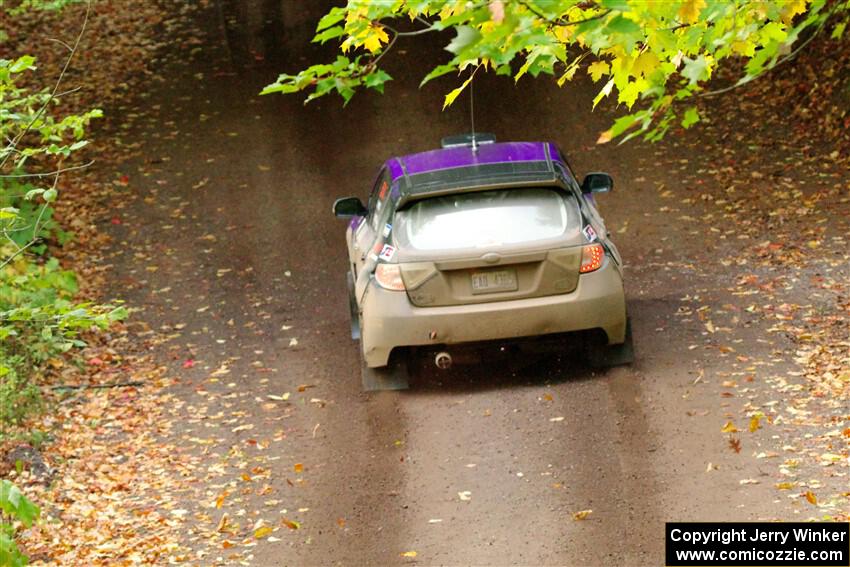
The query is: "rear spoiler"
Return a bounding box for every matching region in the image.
[440,133,496,148]
[396,175,565,210]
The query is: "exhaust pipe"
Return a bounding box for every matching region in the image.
[434,351,453,370]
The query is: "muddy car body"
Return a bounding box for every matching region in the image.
[333,135,630,390]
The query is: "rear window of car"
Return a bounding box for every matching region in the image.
[395,187,577,251]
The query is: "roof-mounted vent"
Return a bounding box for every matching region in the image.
[440,133,496,149]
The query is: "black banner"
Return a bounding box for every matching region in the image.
[666,522,849,566]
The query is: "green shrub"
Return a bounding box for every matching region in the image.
[0,179,71,255]
[0,479,40,567]
[0,359,41,426]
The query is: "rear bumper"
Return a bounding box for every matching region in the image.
[359,261,626,367]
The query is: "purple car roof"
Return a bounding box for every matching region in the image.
[386,141,560,181]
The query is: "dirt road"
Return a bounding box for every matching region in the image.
[102,2,839,565]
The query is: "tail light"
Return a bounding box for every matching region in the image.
[580,243,605,273]
[375,264,406,290]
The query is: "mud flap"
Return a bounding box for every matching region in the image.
[361,352,410,392]
[347,272,361,341]
[587,319,634,367]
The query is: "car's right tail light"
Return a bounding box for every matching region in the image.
[375,264,406,290]
[580,243,605,273]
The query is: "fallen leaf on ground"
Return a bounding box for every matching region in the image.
[254,525,273,539]
[728,437,742,453]
[217,514,229,533]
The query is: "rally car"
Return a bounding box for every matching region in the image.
[333,134,632,390]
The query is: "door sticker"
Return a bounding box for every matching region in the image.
[383,223,392,237]
[582,225,598,242]
[378,244,396,261]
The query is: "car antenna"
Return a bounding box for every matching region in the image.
[469,66,478,153]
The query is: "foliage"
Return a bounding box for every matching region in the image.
[1,179,71,254]
[264,0,850,143]
[0,361,42,426]
[0,251,127,361]
[0,479,39,567]
[1,3,117,562]
[0,0,83,17]
[0,56,102,167]
[0,224,126,428]
[0,48,121,431]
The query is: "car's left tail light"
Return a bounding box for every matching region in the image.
[580,243,605,273]
[375,264,406,290]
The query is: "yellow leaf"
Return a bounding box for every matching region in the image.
[776,482,795,490]
[592,78,615,109]
[363,25,390,53]
[573,509,592,520]
[678,0,706,24]
[632,52,660,78]
[345,6,367,25]
[254,525,273,539]
[804,490,817,505]
[731,40,756,57]
[401,551,418,558]
[721,421,739,433]
[554,25,573,43]
[294,463,304,473]
[443,77,472,109]
[749,415,761,433]
[609,54,634,85]
[215,491,228,509]
[440,0,464,20]
[557,59,581,86]
[617,78,647,108]
[282,518,301,530]
[781,0,807,24]
[597,129,613,145]
[587,60,610,83]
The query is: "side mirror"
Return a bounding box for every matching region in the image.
[581,172,613,194]
[333,196,367,218]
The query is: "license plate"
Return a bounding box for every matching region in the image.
[470,269,518,294]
